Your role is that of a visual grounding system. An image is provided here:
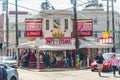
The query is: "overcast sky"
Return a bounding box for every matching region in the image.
[0,0,120,14]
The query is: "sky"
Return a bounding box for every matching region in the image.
[0,0,120,14]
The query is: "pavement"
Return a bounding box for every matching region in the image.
[18,66,89,72]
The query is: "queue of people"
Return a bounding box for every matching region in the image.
[17,49,88,69]
[39,52,74,68]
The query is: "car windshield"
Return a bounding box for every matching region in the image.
[103,53,120,61]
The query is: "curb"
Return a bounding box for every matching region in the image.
[18,67,90,72]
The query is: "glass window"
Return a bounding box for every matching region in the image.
[53,18,60,31]
[24,31,26,37]
[18,30,21,37]
[65,19,68,30]
[46,19,49,30]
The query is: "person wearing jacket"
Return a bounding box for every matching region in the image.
[110,54,119,77]
[95,52,104,77]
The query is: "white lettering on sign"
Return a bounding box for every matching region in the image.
[46,38,72,45]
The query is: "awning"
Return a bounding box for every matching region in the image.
[39,44,75,50]
[79,39,114,48]
[17,42,35,49]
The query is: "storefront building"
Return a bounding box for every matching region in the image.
[9,10,114,69]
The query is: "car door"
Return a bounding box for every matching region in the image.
[0,67,5,80]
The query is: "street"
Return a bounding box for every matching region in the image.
[18,68,120,80]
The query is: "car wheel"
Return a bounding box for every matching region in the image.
[10,77,17,80]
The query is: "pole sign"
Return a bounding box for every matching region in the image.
[77,19,93,36]
[25,19,43,37]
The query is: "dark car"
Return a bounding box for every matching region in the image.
[90,53,120,72]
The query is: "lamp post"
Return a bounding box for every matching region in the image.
[71,0,79,54]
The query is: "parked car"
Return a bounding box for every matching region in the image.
[0,63,18,80]
[0,56,17,68]
[90,53,120,72]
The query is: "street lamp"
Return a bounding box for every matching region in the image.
[70,0,79,54]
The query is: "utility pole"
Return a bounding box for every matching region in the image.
[6,0,9,56]
[111,0,115,52]
[107,0,109,31]
[71,0,79,54]
[15,0,18,47]
[15,0,19,67]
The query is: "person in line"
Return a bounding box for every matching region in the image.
[110,54,119,77]
[51,55,56,68]
[95,52,104,77]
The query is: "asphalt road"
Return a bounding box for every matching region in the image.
[18,68,120,80]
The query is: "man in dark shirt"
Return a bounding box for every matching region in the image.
[95,52,104,77]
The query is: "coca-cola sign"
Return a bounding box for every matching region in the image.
[77,19,93,36]
[25,19,43,37]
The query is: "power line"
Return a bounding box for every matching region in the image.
[40,1,93,15]
[0,0,40,12]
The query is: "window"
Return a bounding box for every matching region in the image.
[18,30,21,37]
[65,19,68,30]
[93,33,97,38]
[46,19,49,30]
[53,18,60,31]
[94,17,97,24]
[24,31,26,37]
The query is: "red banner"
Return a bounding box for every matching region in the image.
[77,19,93,36]
[25,19,43,37]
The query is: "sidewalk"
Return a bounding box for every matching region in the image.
[18,66,89,72]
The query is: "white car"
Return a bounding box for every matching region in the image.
[0,56,17,68]
[0,63,18,80]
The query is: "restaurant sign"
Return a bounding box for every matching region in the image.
[45,37,72,45]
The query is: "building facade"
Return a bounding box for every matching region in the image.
[0,5,119,68]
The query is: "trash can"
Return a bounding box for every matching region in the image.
[29,62,36,69]
[39,62,45,69]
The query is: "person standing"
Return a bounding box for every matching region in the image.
[110,54,119,77]
[95,52,104,77]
